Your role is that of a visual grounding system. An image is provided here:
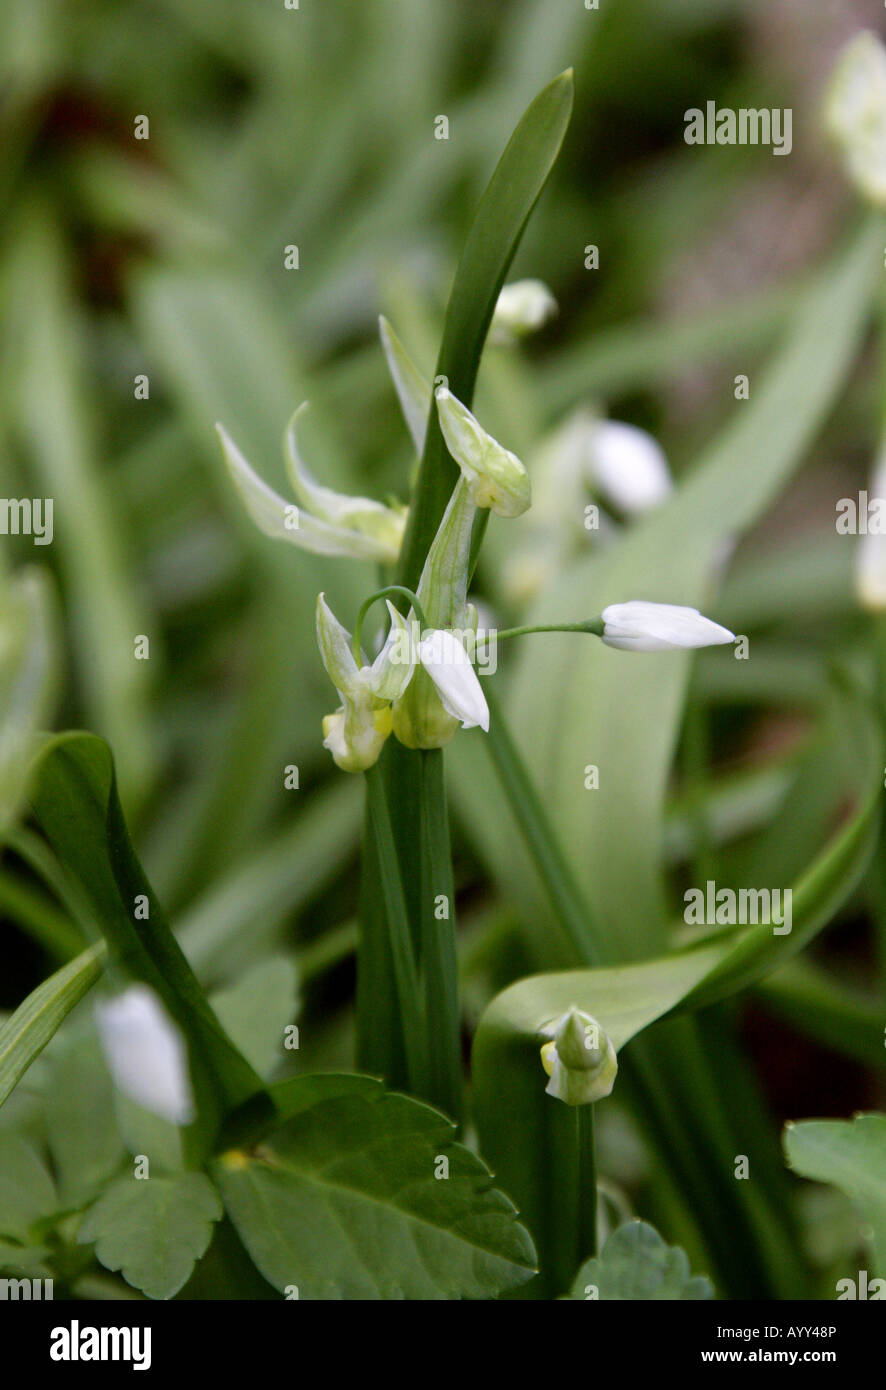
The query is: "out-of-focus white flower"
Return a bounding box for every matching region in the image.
[586,420,672,514]
[490,279,558,344]
[435,386,531,517]
[539,1006,618,1106]
[217,406,406,563]
[95,985,194,1126]
[417,628,489,731]
[825,30,886,207]
[601,601,735,652]
[855,446,886,610]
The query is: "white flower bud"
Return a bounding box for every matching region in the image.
[435,387,531,518]
[855,447,886,610]
[417,628,489,731]
[490,279,557,344]
[601,601,735,652]
[539,1007,617,1106]
[825,31,886,207]
[95,985,194,1126]
[586,420,672,514]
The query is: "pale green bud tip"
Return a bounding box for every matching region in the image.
[435,387,531,518]
[322,705,391,773]
[825,30,886,207]
[539,1007,617,1106]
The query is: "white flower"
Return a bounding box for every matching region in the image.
[435,387,531,517]
[825,31,886,207]
[855,447,886,610]
[316,594,416,771]
[586,420,672,514]
[601,601,735,652]
[217,405,406,563]
[417,628,489,731]
[490,279,558,344]
[95,985,194,1126]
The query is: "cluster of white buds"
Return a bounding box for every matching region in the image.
[218,302,736,773]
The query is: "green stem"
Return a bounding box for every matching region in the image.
[492,619,603,642]
[484,684,601,964]
[418,749,463,1121]
[364,764,428,1097]
[578,1105,597,1261]
[353,585,428,663]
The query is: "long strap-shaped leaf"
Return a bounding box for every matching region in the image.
[27,732,271,1156]
[0,942,104,1110]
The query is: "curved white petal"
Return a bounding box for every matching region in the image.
[602,601,735,651]
[418,628,489,731]
[218,422,398,561]
[95,985,194,1126]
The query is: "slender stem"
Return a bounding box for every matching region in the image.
[484,684,601,965]
[353,585,428,663]
[577,1105,597,1261]
[493,619,603,642]
[418,749,463,1121]
[363,765,428,1096]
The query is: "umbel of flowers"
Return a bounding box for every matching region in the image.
[217,286,736,774]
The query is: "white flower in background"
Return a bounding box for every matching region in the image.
[855,445,886,610]
[435,386,531,517]
[95,985,194,1126]
[585,419,672,514]
[317,594,416,772]
[217,405,406,563]
[417,628,489,731]
[825,30,886,207]
[601,601,735,651]
[540,1006,618,1106]
[490,278,558,344]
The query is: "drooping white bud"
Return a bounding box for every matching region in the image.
[586,420,672,514]
[95,985,194,1126]
[417,628,489,732]
[601,601,735,652]
[824,30,886,207]
[490,279,557,344]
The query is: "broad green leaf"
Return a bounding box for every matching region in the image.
[784,1115,886,1277]
[564,1221,714,1300]
[27,732,270,1154]
[210,956,299,1079]
[214,1076,537,1300]
[0,1135,58,1243]
[45,1035,127,1207]
[78,1172,223,1300]
[458,215,884,967]
[0,944,104,1111]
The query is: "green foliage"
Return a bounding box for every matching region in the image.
[214,1076,537,1300]
[78,1173,223,1300]
[565,1221,714,1300]
[785,1115,886,1278]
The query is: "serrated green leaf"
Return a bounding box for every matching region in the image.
[565,1221,714,1300]
[214,1076,537,1300]
[784,1114,886,1277]
[78,1172,223,1300]
[0,1135,58,1243]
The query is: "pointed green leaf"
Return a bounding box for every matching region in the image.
[0,944,104,1112]
[214,1076,536,1299]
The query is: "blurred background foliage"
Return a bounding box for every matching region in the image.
[2,0,886,1297]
